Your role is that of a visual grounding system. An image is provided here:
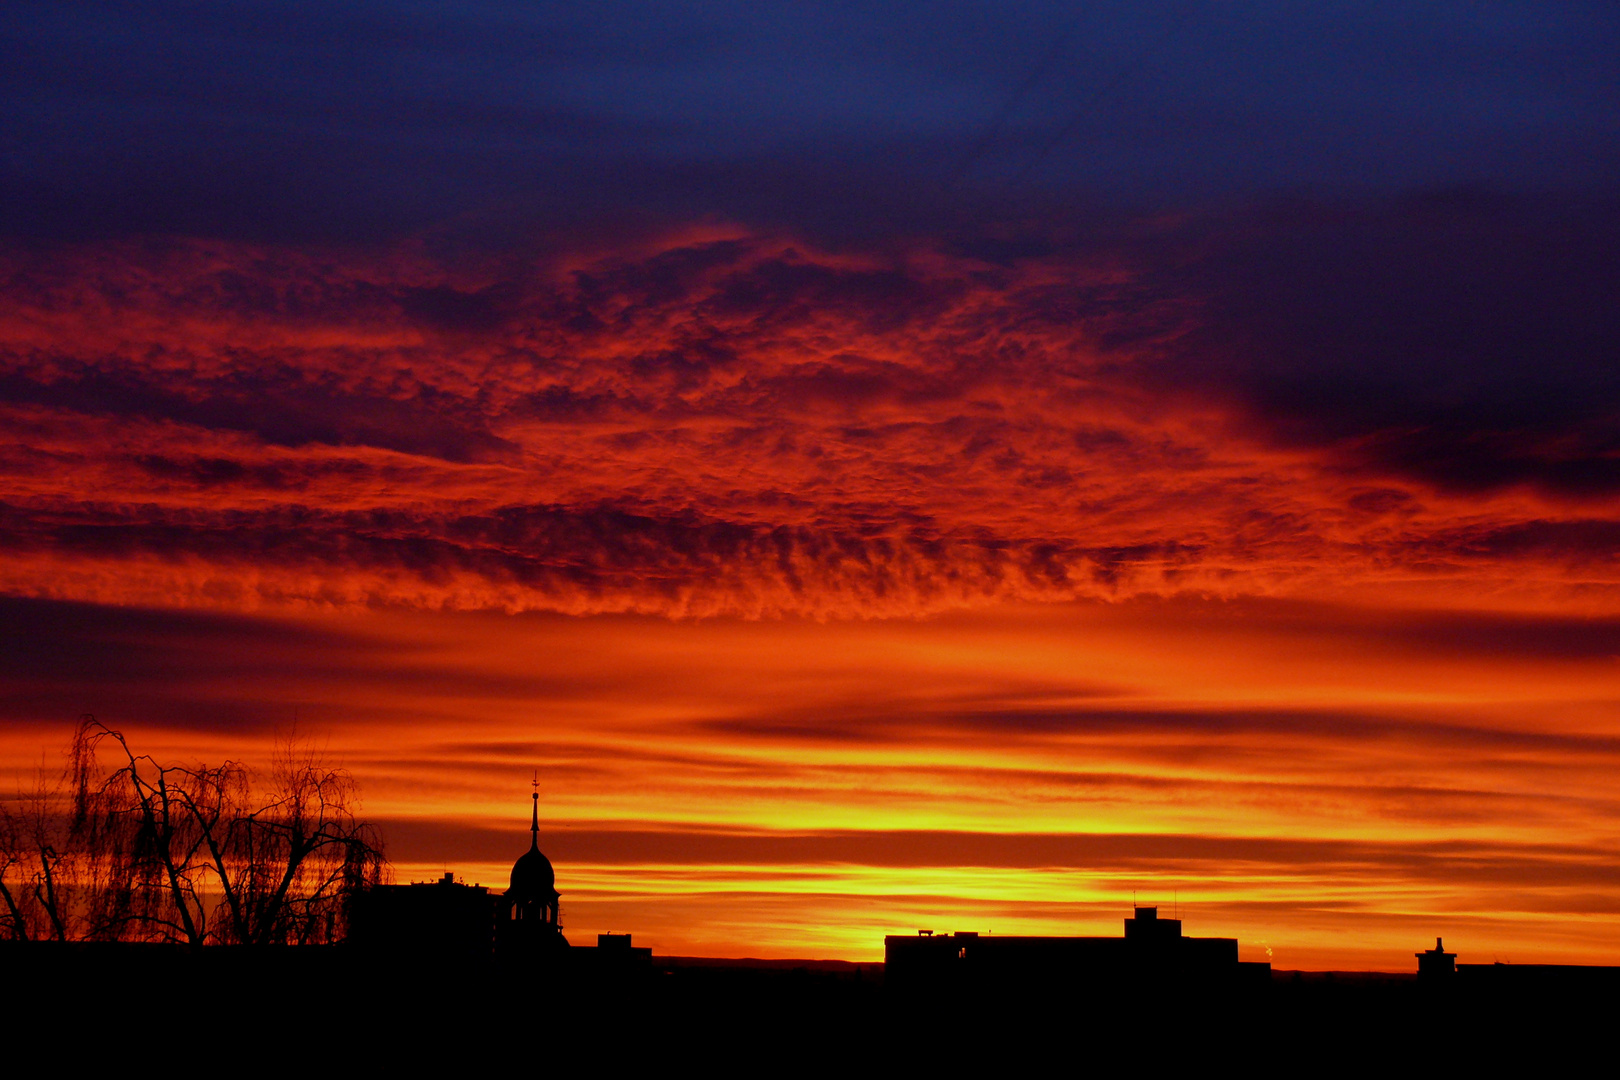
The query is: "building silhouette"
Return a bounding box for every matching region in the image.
[886,906,1269,995]
[496,790,568,955]
[348,796,1620,999]
[347,870,493,958]
[350,790,570,959]
[1417,936,1620,993]
[1416,937,1455,983]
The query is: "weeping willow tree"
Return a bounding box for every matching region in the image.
[0,716,385,946]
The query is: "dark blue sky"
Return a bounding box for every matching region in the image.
[4,1,1617,241]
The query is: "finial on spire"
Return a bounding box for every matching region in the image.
[529,773,540,850]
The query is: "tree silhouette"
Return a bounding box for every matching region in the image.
[0,716,385,945]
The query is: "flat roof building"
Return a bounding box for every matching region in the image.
[886,907,1268,997]
[347,872,494,959]
[1417,938,1620,995]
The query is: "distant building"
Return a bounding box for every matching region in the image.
[885,907,1268,995]
[349,789,570,959]
[347,871,493,959]
[1416,937,1455,983]
[595,932,653,971]
[1417,937,1620,993]
[1458,962,1620,991]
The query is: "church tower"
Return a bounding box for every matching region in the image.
[495,787,568,954]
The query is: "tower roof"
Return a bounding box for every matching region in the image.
[509,790,557,897]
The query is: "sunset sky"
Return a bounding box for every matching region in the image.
[3,2,1619,968]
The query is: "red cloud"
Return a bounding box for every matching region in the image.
[1,230,1615,617]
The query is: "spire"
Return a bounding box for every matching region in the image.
[530,772,540,852]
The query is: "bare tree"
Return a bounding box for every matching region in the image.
[0,729,141,943]
[196,735,385,946]
[0,716,385,946]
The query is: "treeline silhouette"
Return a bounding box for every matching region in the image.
[0,716,382,946]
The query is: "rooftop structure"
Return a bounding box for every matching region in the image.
[1416,937,1455,983]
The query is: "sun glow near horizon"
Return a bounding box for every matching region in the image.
[6,593,1617,970]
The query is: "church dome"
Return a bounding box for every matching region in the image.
[510,844,555,896]
[509,790,558,898]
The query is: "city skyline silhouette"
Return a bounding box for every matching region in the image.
[4,3,1620,979]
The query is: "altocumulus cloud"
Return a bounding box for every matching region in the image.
[1,200,1617,617]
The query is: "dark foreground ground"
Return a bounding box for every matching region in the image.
[1,943,1608,1069]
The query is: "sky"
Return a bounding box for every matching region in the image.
[2,2,1619,967]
